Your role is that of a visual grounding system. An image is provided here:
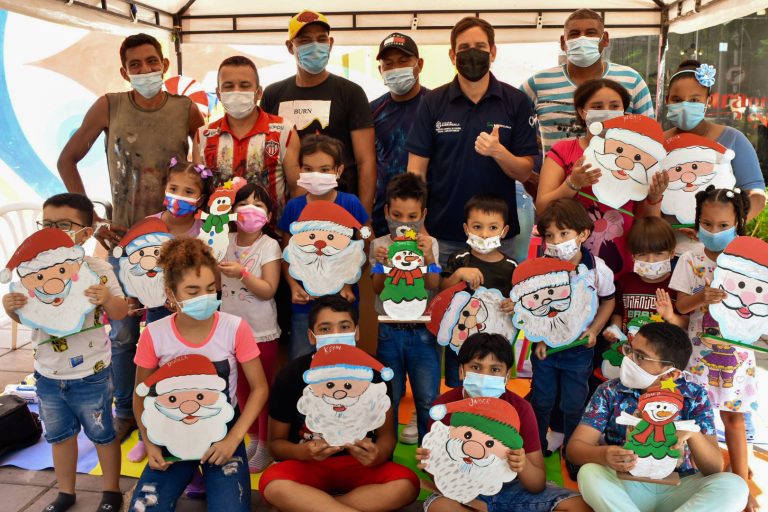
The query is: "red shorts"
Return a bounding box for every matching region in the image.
[260,455,418,502]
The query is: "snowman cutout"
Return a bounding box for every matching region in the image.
[617,378,700,482]
[372,228,440,321]
[197,180,241,261]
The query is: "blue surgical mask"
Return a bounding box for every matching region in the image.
[313,329,357,349]
[666,102,706,131]
[178,293,221,321]
[296,42,330,75]
[382,67,417,96]
[164,193,199,217]
[698,226,737,253]
[463,371,507,398]
[129,70,164,99]
[566,36,602,68]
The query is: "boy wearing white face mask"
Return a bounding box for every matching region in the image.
[568,322,748,512]
[416,333,588,512]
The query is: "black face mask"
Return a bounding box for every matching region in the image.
[455,48,491,82]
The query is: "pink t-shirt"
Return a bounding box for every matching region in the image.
[135,312,260,406]
[149,212,203,238]
[547,138,635,278]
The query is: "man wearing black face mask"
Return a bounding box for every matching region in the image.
[406,17,538,270]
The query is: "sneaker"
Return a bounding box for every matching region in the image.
[113,416,137,443]
[399,416,418,445]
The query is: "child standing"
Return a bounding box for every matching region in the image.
[370,173,441,444]
[669,186,758,510]
[439,194,517,387]
[278,134,370,359]
[130,238,268,511]
[219,182,282,472]
[2,193,129,512]
[531,198,615,462]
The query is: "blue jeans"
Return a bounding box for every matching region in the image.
[530,345,594,454]
[288,311,312,360]
[130,442,251,511]
[35,370,116,445]
[108,255,141,419]
[376,324,440,444]
[425,480,578,512]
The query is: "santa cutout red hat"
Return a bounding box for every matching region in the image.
[290,201,371,240]
[510,258,577,302]
[303,344,393,384]
[112,217,173,259]
[716,236,768,283]
[136,354,225,397]
[664,133,735,166]
[589,114,667,163]
[1,228,84,284]
[425,281,468,336]
[638,382,684,414]
[430,397,524,450]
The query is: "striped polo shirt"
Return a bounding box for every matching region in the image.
[521,62,654,155]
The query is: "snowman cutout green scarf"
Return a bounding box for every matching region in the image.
[197,180,241,261]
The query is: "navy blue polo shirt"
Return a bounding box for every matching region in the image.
[405,73,538,242]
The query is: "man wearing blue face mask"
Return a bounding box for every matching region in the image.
[58,33,205,443]
[369,33,428,237]
[261,11,376,216]
[522,9,654,156]
[419,333,588,512]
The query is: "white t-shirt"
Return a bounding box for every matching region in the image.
[582,251,616,299]
[32,256,123,380]
[220,233,282,342]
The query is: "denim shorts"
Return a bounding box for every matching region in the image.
[424,480,579,512]
[35,369,116,445]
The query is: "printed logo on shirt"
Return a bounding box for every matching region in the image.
[202,128,222,137]
[486,122,511,130]
[265,139,280,158]
[435,121,461,134]
[94,360,106,373]
[69,355,84,368]
[268,123,286,131]
[278,100,331,130]
[51,336,69,353]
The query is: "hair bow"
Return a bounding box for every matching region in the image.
[695,64,716,88]
[193,164,213,179]
[168,156,179,168]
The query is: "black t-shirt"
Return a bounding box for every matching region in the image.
[440,250,517,296]
[269,352,391,448]
[261,73,374,196]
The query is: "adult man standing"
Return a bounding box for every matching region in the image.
[406,17,538,265]
[58,33,205,441]
[522,8,654,155]
[370,33,427,236]
[194,55,300,220]
[261,10,376,214]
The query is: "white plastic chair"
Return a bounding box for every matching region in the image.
[0,202,42,350]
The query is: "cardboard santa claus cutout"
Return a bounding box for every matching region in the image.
[661,134,736,224]
[297,344,393,446]
[197,180,241,261]
[585,115,667,210]
[709,237,768,345]
[427,283,517,354]
[136,354,235,461]
[510,258,597,348]
[284,201,371,297]
[423,397,522,504]
[617,378,700,481]
[1,228,100,337]
[112,218,174,309]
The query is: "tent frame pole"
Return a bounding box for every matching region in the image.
[655,7,670,119]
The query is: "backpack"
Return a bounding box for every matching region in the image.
[0,394,43,456]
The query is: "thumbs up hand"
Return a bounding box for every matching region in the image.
[475,124,502,158]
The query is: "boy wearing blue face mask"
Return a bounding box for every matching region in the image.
[568,322,748,512]
[417,333,588,512]
[669,186,759,511]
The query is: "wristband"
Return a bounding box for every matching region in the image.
[645,195,663,205]
[239,267,250,281]
[565,176,580,191]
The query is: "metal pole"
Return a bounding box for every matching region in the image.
[655,9,670,120]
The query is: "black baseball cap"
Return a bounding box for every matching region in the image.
[376,32,419,60]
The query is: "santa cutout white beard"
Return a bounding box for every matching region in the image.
[296,381,390,446]
[422,422,517,504]
[11,264,101,337]
[141,392,234,460]
[710,268,768,344]
[118,258,167,308]
[284,238,366,297]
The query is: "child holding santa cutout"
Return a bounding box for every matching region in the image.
[2,193,129,512]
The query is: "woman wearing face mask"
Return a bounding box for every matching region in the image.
[664,60,766,239]
[537,79,667,278]
[130,237,268,511]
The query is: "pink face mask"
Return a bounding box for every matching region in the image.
[236,205,268,233]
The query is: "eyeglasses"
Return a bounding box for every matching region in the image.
[620,344,674,366]
[37,220,86,231]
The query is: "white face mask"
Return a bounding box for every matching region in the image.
[544,238,580,261]
[297,172,338,196]
[633,259,672,280]
[584,109,625,127]
[619,356,673,390]
[313,329,357,349]
[129,70,164,99]
[382,67,417,96]
[466,233,502,254]
[220,91,256,119]
[565,36,602,68]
